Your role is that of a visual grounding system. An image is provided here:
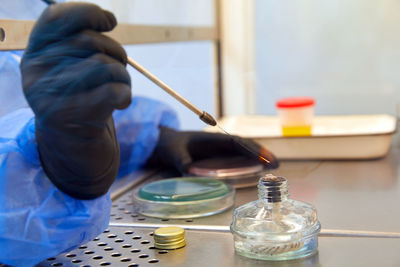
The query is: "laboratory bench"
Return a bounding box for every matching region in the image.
[37,145,400,267]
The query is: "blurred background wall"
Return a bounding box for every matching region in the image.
[255,0,400,116]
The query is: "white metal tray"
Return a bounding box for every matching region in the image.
[205,115,397,159]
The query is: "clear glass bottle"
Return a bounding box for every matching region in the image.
[230,174,321,261]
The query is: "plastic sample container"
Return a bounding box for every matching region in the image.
[276,97,315,137]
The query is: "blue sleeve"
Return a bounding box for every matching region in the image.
[113,96,180,177]
[0,109,111,267]
[0,51,29,117]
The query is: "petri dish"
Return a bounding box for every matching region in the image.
[133,177,235,219]
[188,156,266,188]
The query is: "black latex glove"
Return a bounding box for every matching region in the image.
[149,127,279,173]
[20,3,131,199]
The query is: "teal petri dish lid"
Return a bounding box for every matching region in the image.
[133,177,235,219]
[138,177,230,202]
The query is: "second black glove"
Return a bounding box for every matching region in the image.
[148,127,279,173]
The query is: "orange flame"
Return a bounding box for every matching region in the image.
[259,155,271,164]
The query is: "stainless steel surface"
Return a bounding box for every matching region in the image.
[38,228,400,267]
[165,233,400,267]
[39,147,400,266]
[37,227,174,267]
[109,148,400,233]
[317,229,400,238]
[109,222,400,238]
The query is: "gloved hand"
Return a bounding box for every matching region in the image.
[20,3,131,199]
[149,126,279,173]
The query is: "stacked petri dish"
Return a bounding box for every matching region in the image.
[188,156,266,188]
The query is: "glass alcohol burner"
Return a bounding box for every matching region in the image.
[231,174,320,260]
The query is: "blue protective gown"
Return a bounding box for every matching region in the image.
[0,2,179,266]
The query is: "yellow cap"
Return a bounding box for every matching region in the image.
[153,226,186,250]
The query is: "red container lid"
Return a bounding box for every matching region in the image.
[276,97,315,108]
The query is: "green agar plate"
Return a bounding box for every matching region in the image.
[133,177,235,219]
[138,177,230,202]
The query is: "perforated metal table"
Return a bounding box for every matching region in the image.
[37,146,400,267]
